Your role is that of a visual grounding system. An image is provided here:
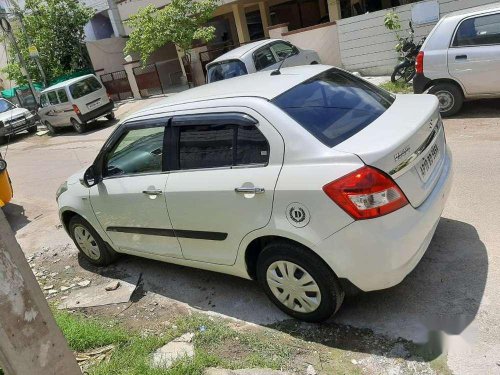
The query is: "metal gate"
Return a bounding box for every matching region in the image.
[100,70,133,101]
[133,64,164,97]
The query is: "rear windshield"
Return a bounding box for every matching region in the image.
[272,68,395,147]
[207,60,248,83]
[69,76,102,99]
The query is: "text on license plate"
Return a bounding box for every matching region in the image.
[417,143,440,181]
[87,100,101,109]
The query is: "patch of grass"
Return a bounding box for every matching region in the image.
[53,310,292,375]
[380,80,413,94]
[54,309,129,352]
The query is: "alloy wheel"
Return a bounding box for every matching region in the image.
[266,260,321,313]
[435,90,455,112]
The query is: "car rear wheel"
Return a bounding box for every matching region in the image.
[71,118,86,134]
[257,241,344,322]
[105,112,115,121]
[428,83,463,117]
[69,216,118,266]
[27,124,37,134]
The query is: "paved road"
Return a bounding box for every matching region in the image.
[3,96,500,374]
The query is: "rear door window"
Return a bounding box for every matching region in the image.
[453,13,500,47]
[69,76,103,99]
[270,41,298,61]
[47,91,59,105]
[207,60,248,82]
[57,89,69,103]
[272,68,394,147]
[253,47,277,71]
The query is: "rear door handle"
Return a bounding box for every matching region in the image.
[142,189,163,196]
[235,187,265,194]
[455,55,468,60]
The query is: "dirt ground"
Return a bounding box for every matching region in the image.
[3,95,500,374]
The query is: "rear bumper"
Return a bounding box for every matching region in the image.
[77,100,114,123]
[413,73,432,94]
[0,115,37,136]
[315,145,453,291]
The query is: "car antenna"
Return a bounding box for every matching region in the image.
[271,52,293,76]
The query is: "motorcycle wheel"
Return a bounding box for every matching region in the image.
[391,66,406,83]
[403,66,416,83]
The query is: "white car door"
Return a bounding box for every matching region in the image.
[164,110,284,265]
[89,119,183,258]
[448,12,500,96]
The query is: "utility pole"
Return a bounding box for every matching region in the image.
[0,16,38,104]
[16,12,47,87]
[0,210,82,375]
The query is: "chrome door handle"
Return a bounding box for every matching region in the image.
[235,187,265,194]
[142,189,163,196]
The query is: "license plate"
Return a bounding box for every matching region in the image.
[417,143,440,182]
[87,100,101,109]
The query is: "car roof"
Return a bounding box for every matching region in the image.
[444,3,500,19]
[129,64,330,120]
[41,74,97,93]
[209,39,282,64]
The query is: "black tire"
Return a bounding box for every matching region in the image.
[71,118,86,134]
[403,66,415,83]
[391,66,406,83]
[0,136,6,145]
[27,125,37,134]
[256,241,344,322]
[428,83,464,117]
[69,216,118,266]
[105,112,116,121]
[310,61,319,65]
[45,121,57,135]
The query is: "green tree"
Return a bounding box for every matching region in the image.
[2,0,94,85]
[124,0,218,63]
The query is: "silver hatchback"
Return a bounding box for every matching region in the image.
[413,3,500,116]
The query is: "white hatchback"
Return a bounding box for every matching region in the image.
[205,39,320,83]
[57,65,452,322]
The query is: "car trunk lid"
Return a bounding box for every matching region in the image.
[334,94,446,207]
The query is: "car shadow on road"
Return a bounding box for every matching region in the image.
[79,217,487,362]
[49,118,119,137]
[451,98,500,119]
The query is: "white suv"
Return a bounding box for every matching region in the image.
[57,65,452,322]
[414,3,500,116]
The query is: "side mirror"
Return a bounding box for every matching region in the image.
[81,165,100,188]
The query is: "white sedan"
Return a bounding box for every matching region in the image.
[205,39,320,83]
[57,65,452,322]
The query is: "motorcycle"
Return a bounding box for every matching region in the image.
[391,21,425,83]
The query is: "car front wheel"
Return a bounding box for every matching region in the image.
[257,241,344,322]
[69,216,118,266]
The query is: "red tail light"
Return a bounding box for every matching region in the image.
[323,166,408,220]
[416,51,424,74]
[72,104,80,114]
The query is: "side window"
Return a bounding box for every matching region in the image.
[176,120,270,170]
[104,126,165,177]
[236,125,269,165]
[47,91,59,105]
[179,125,234,170]
[40,94,48,108]
[253,47,277,71]
[270,42,297,61]
[57,89,69,103]
[453,13,500,47]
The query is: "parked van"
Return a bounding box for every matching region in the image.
[413,3,500,116]
[38,74,115,134]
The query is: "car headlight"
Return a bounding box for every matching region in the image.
[56,181,68,201]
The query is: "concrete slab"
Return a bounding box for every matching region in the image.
[151,332,194,368]
[58,276,139,309]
